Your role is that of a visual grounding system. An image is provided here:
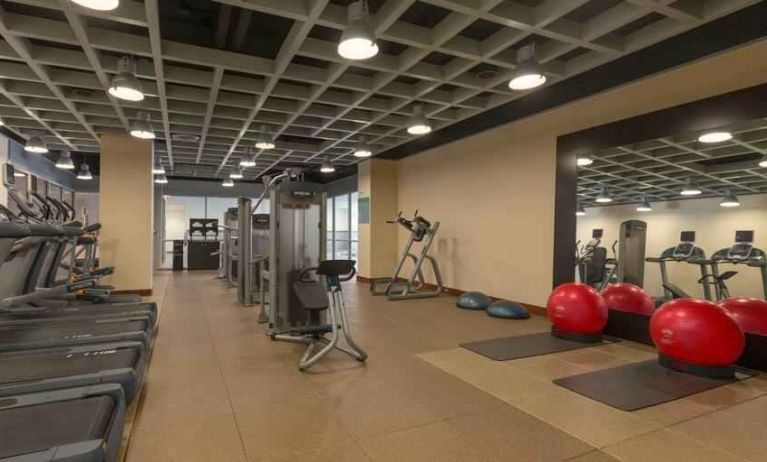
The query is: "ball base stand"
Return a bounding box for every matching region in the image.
[658,353,737,379]
[551,326,603,344]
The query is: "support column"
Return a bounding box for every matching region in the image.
[99,133,154,293]
[357,158,398,279]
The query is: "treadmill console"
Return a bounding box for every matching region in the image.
[592,229,603,239]
[728,230,754,261]
[672,231,696,259]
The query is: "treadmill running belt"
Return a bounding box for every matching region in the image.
[0,395,115,459]
[0,349,139,383]
[0,320,148,344]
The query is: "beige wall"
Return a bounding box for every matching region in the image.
[578,194,767,299]
[99,134,154,291]
[389,41,767,307]
[358,159,399,278]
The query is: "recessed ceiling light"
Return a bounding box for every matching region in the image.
[698,131,732,143]
[509,44,547,91]
[576,155,593,167]
[109,56,144,102]
[24,136,48,154]
[407,105,431,135]
[338,1,378,61]
[71,0,119,11]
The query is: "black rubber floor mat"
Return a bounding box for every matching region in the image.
[461,332,618,361]
[553,360,755,411]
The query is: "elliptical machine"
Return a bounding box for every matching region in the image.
[370,210,444,300]
[576,229,617,291]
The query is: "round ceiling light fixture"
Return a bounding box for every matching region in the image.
[680,177,702,196]
[153,159,165,175]
[130,111,155,139]
[240,148,257,167]
[24,135,48,154]
[407,105,431,135]
[154,174,168,184]
[698,131,732,143]
[758,154,767,168]
[255,125,275,150]
[56,151,75,170]
[508,44,547,91]
[230,169,244,180]
[636,195,652,212]
[719,190,741,208]
[338,1,379,61]
[77,162,93,181]
[71,0,119,11]
[108,56,144,102]
[576,155,593,167]
[222,177,235,187]
[595,185,612,203]
[320,157,336,173]
[354,138,373,158]
[575,202,586,216]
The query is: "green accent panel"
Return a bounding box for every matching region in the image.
[358,197,370,224]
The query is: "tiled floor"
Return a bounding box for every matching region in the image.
[126,271,767,461]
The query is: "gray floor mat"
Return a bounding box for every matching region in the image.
[553,360,754,411]
[461,332,617,361]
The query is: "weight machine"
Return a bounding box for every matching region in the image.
[370,210,444,300]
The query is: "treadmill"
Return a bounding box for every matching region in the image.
[708,230,767,299]
[0,222,154,350]
[646,231,712,305]
[9,190,145,307]
[0,384,126,461]
[0,217,157,326]
[0,222,138,461]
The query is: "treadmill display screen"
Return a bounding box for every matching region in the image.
[680,231,695,243]
[735,230,754,243]
[592,229,603,239]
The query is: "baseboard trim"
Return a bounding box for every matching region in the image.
[355,276,545,314]
[112,289,153,296]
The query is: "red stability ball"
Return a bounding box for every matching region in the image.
[602,283,655,316]
[650,298,745,367]
[719,298,767,336]
[547,283,608,335]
